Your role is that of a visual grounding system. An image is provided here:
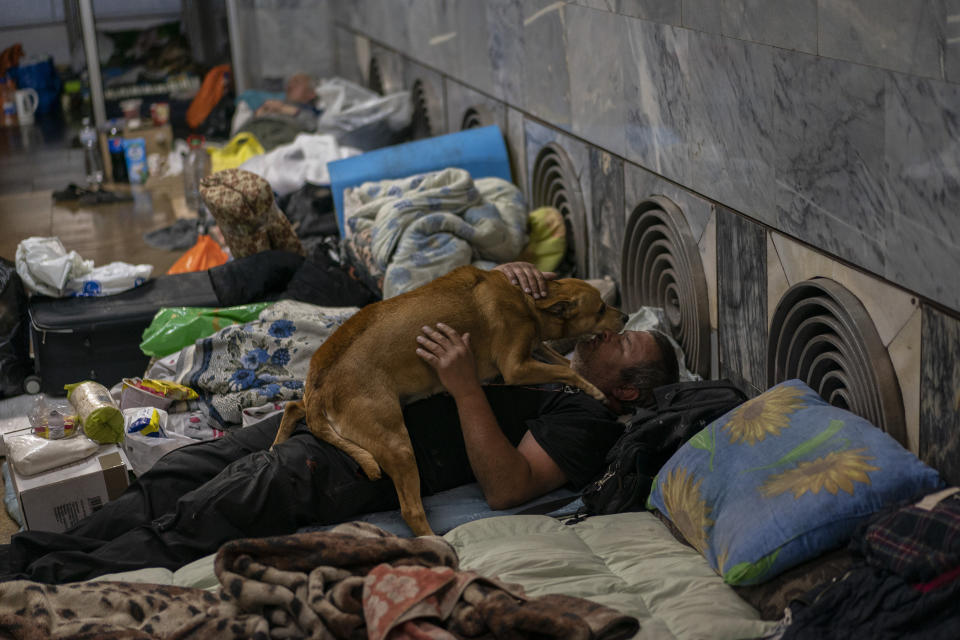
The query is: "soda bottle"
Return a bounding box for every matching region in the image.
[183,134,209,213]
[107,122,128,183]
[79,117,104,186]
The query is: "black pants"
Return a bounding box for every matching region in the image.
[3,414,399,584]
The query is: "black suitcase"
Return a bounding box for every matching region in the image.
[28,271,221,395]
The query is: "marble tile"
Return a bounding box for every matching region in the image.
[773,50,890,275]
[588,148,626,280]
[369,44,407,95]
[819,0,946,80]
[404,60,448,136]
[680,0,721,32]
[624,21,776,219]
[623,18,691,187]
[524,120,593,274]
[521,0,573,129]
[565,4,629,157]
[947,0,960,83]
[920,305,960,486]
[454,0,494,92]
[682,29,776,221]
[698,208,718,333]
[886,214,960,315]
[717,206,767,397]
[765,234,789,330]
[406,0,459,76]
[444,78,507,133]
[486,0,526,107]
[616,0,681,24]
[623,161,713,244]
[253,2,335,81]
[768,232,917,348]
[572,0,682,25]
[505,107,528,195]
[335,27,365,86]
[885,73,960,248]
[888,308,922,455]
[682,0,816,52]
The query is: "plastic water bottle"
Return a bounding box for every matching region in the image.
[183,134,209,213]
[79,117,104,186]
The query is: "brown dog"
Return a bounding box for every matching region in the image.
[270,265,627,535]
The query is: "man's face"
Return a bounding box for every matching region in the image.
[570,330,660,396]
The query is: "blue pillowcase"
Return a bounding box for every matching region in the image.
[647,379,943,585]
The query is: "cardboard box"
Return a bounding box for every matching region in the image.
[99,123,174,183]
[7,440,131,533]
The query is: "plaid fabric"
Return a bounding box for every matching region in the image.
[857,491,960,582]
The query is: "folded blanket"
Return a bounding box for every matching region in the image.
[0,522,640,639]
[343,168,528,298]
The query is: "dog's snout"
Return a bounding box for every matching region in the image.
[619,311,628,325]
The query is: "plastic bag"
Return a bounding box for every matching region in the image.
[15,236,92,296]
[207,131,265,173]
[314,77,412,150]
[5,429,99,476]
[139,302,272,358]
[120,377,198,410]
[121,407,194,476]
[64,260,152,297]
[28,395,79,439]
[167,234,229,275]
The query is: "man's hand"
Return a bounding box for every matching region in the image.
[415,323,480,398]
[493,262,556,299]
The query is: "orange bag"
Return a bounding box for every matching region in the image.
[167,235,229,274]
[186,64,230,130]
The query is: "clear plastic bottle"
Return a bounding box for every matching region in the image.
[182,134,209,213]
[79,117,104,186]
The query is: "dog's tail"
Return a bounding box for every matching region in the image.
[307,407,382,481]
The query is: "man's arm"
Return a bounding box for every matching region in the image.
[416,322,567,509]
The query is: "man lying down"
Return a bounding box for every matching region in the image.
[0,262,679,584]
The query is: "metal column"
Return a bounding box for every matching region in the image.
[77,0,106,128]
[225,0,249,93]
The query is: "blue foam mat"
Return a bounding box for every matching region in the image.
[328,125,513,236]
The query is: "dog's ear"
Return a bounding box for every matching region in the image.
[537,297,577,318]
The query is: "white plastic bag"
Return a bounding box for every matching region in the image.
[239,133,360,196]
[315,77,412,144]
[121,407,194,476]
[65,261,153,297]
[6,429,100,476]
[15,236,93,296]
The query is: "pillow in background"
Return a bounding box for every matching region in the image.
[647,379,942,586]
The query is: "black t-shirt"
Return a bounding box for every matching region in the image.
[402,385,624,495]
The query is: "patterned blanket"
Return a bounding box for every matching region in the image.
[342,168,528,298]
[0,522,640,640]
[146,300,358,429]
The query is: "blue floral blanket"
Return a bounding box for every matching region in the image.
[147,300,358,429]
[342,168,528,298]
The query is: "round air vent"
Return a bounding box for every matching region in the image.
[767,278,906,445]
[621,196,710,378]
[461,105,494,130]
[531,143,587,277]
[410,78,437,139]
[368,56,384,95]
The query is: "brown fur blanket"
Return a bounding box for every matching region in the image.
[0,522,639,639]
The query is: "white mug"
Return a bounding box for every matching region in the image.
[15,88,39,126]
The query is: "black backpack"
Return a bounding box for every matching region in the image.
[580,379,748,516]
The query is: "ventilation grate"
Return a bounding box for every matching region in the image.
[368,56,384,95]
[461,105,494,130]
[767,278,906,445]
[410,79,435,139]
[621,196,710,378]
[531,143,587,277]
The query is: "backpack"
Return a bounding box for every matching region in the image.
[580,379,748,516]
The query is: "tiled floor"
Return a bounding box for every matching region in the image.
[1,115,190,543]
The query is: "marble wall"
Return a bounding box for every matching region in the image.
[330,0,960,316]
[324,0,958,464]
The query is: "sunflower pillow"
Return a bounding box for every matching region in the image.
[647,379,942,586]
